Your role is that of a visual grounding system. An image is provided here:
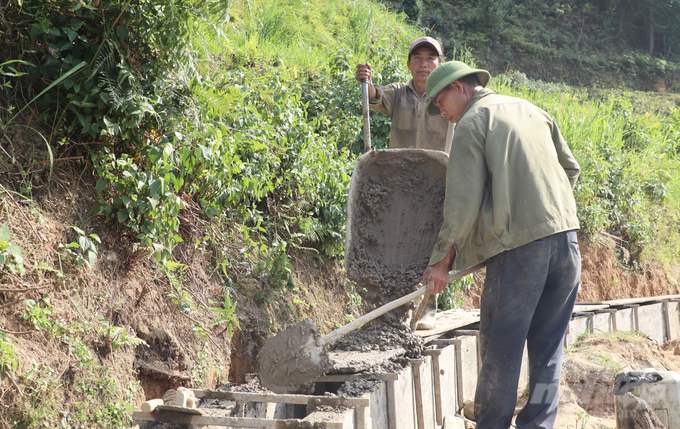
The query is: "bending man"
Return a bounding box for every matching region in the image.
[422,61,581,429]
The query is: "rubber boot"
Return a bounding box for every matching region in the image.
[416,293,438,330]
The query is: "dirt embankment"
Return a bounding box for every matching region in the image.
[556,333,680,428]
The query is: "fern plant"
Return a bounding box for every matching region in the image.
[96,316,148,353]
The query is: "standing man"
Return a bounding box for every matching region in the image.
[421,61,581,429]
[355,36,453,330]
[355,36,453,153]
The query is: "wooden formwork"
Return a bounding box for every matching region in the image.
[132,390,367,428]
[565,296,680,349]
[131,342,468,429]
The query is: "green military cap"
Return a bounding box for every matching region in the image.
[426,61,491,116]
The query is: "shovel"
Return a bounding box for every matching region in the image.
[258,261,486,394]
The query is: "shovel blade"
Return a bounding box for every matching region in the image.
[258,319,331,394]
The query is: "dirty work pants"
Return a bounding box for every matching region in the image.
[474,230,581,429]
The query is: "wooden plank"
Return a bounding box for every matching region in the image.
[411,359,425,429]
[578,294,680,307]
[573,304,610,312]
[192,389,369,408]
[317,373,398,383]
[304,409,355,428]
[155,405,203,415]
[132,410,346,428]
[386,378,397,429]
[424,349,443,426]
[664,300,671,343]
[416,309,480,338]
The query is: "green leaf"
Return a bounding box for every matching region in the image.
[115,25,129,42]
[78,236,90,252]
[87,250,97,269]
[0,224,9,242]
[6,244,22,259]
[117,211,128,223]
[70,18,84,30]
[96,180,108,192]
[173,235,184,243]
[149,180,161,196]
[0,254,5,265]
[66,29,77,42]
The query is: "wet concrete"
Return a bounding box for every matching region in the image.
[258,319,331,394]
[331,322,424,358]
[337,374,384,397]
[345,149,448,325]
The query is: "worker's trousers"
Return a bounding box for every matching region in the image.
[474,230,581,429]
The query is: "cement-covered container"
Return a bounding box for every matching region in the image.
[614,368,680,428]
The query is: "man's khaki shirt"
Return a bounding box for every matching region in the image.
[429,88,581,270]
[370,80,453,152]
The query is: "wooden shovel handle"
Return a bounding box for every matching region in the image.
[318,284,428,347]
[361,79,371,153]
[410,289,432,331]
[318,260,487,347]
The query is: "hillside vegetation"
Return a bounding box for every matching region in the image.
[398,0,680,91]
[0,0,679,427]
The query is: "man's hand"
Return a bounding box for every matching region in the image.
[355,63,377,98]
[422,260,450,294]
[421,245,456,294]
[355,63,373,82]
